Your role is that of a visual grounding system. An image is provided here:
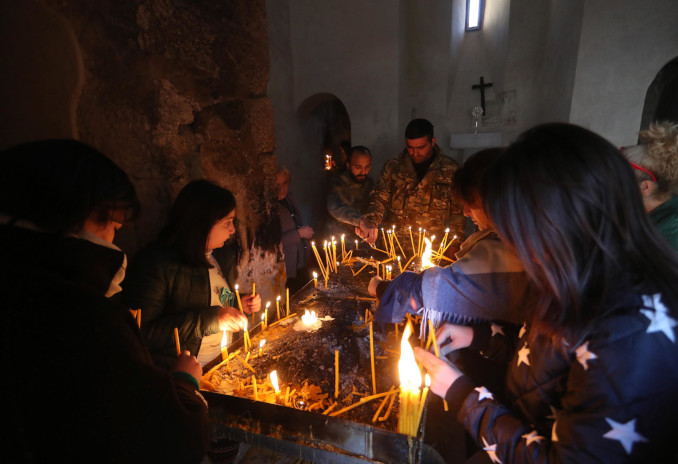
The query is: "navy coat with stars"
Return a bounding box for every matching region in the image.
[446,290,678,463]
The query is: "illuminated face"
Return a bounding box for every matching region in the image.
[347,153,371,183]
[206,210,236,251]
[463,201,491,231]
[276,172,290,201]
[406,136,436,164]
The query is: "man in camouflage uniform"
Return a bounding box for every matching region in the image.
[358,119,465,249]
[326,146,374,237]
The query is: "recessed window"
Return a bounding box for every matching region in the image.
[466,0,484,31]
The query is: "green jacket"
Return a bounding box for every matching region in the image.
[650,195,678,253]
[363,145,465,238]
[123,244,237,369]
[326,170,373,234]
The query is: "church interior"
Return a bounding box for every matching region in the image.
[2,0,677,463]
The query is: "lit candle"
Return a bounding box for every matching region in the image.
[313,271,318,288]
[381,228,387,253]
[341,234,346,260]
[335,350,340,398]
[286,287,290,317]
[355,239,358,250]
[417,374,431,424]
[220,330,229,361]
[398,321,423,436]
[234,284,243,313]
[261,313,265,331]
[397,256,402,273]
[417,227,422,257]
[259,339,266,357]
[243,320,250,352]
[264,301,270,329]
[332,240,338,272]
[276,295,281,320]
[269,370,280,394]
[311,241,328,280]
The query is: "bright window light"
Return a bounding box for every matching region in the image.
[466,0,484,31]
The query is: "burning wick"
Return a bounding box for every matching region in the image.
[259,339,266,357]
[313,271,318,288]
[301,309,318,325]
[269,370,280,394]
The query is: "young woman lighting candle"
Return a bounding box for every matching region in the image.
[124,180,261,369]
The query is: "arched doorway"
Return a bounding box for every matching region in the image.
[640,56,678,138]
[295,94,352,234]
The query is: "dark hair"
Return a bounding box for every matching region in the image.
[482,123,678,342]
[0,139,139,234]
[347,145,372,164]
[157,179,236,267]
[453,148,504,205]
[405,119,434,140]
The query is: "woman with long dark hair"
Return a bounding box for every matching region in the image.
[416,123,678,463]
[124,180,260,369]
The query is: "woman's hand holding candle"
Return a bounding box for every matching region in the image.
[241,293,261,315]
[218,306,248,331]
[435,323,474,356]
[413,347,463,398]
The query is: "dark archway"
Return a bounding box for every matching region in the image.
[640,56,678,139]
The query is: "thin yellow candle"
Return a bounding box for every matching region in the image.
[442,234,458,254]
[370,322,377,394]
[252,375,258,401]
[264,301,270,329]
[419,229,427,257]
[286,287,290,316]
[173,327,181,357]
[252,283,256,297]
[259,339,266,357]
[311,241,328,279]
[324,241,332,273]
[332,241,338,272]
[409,226,416,257]
[427,318,440,357]
[341,234,346,260]
[334,350,340,398]
[276,295,281,320]
[381,228,388,254]
[313,271,318,288]
[220,330,229,361]
[417,227,422,257]
[243,320,250,352]
[417,374,431,423]
[234,284,244,314]
[397,256,402,273]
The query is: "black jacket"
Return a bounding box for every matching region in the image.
[0,225,209,463]
[446,290,678,463]
[123,244,237,368]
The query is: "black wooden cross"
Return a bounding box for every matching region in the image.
[472,76,493,116]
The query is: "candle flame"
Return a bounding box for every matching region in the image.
[259,339,266,349]
[266,301,271,308]
[301,309,318,325]
[425,373,431,387]
[221,330,228,348]
[235,284,239,291]
[276,295,281,301]
[421,238,435,270]
[269,370,280,393]
[398,321,422,390]
[313,271,318,279]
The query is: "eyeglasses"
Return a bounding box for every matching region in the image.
[629,162,656,182]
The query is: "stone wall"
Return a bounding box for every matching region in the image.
[38,0,284,297]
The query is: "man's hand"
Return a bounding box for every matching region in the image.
[298,226,314,239]
[358,218,379,245]
[241,293,261,315]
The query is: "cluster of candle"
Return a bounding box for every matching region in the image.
[311,234,356,287]
[397,320,432,436]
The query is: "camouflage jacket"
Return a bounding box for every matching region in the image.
[363,145,465,238]
[326,170,373,232]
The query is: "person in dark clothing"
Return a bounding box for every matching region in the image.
[0,139,209,463]
[123,180,260,369]
[415,124,678,463]
[277,166,315,293]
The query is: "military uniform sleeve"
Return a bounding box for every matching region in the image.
[327,176,362,226]
[363,158,397,226]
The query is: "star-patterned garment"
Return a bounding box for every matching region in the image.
[449,291,678,463]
